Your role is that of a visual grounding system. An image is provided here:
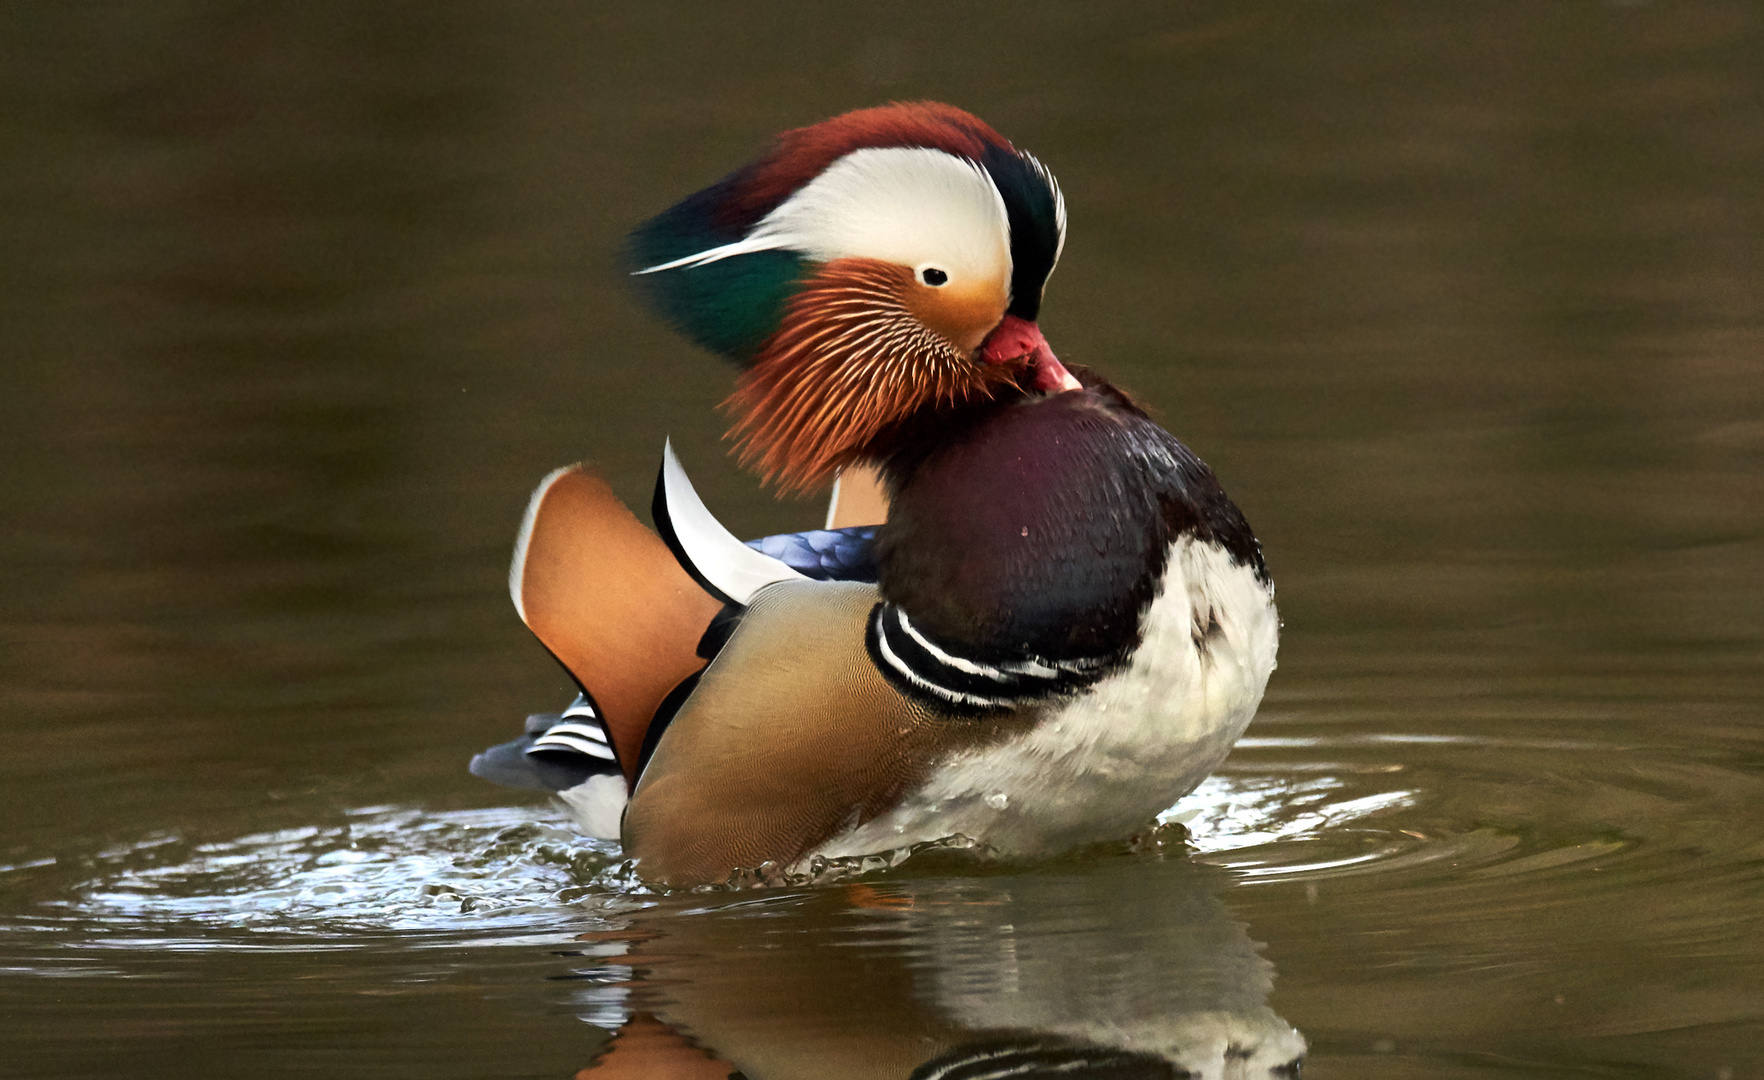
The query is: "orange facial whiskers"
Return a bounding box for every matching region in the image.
[725,258,1015,494]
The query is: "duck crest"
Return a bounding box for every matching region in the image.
[725,102,1014,225]
[629,101,1065,364]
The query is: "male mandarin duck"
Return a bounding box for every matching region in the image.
[469,103,1278,887]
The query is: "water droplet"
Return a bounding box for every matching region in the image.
[985,791,1009,810]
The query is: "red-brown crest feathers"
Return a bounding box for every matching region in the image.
[725,258,1017,494]
[721,102,1015,229]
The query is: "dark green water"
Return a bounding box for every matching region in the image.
[3,3,1761,1077]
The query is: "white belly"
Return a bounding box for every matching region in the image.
[814,537,1278,861]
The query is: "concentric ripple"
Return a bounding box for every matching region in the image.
[1178,730,1764,903]
[8,726,1757,952]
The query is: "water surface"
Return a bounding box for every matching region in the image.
[2,3,1761,1077]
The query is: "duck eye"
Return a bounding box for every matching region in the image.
[919,267,949,287]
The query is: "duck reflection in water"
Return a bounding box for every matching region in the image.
[567,857,1304,1079]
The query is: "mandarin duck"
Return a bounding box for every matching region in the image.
[469,103,1278,887]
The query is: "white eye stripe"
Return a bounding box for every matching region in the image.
[638,147,1011,290]
[634,232,785,274]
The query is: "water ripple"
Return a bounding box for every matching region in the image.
[23,806,636,947]
[9,727,1757,953]
[1182,730,1763,901]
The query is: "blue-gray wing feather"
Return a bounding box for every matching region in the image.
[744,526,878,583]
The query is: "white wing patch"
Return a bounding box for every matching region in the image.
[660,439,806,605]
[638,147,1011,293]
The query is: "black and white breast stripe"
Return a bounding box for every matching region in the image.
[526,694,618,763]
[865,603,1114,713]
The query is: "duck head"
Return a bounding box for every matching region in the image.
[630,102,1078,493]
